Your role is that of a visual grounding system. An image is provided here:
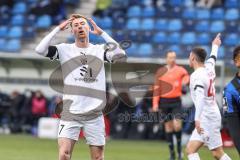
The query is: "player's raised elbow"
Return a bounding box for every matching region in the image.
[112,51,127,63]
[35,45,46,56]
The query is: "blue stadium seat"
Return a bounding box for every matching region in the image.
[153,32,167,44]
[0,14,10,25]
[64,0,81,6]
[126,18,140,30]
[140,31,153,43]
[11,15,25,26]
[156,7,169,17]
[168,32,181,44]
[25,14,36,26]
[155,19,168,31]
[126,43,138,56]
[181,32,196,45]
[23,27,36,39]
[12,2,27,14]
[168,19,182,31]
[0,5,10,15]
[142,7,155,17]
[183,20,195,31]
[225,9,239,20]
[127,30,139,41]
[101,17,112,29]
[127,6,141,17]
[226,21,238,33]
[141,0,153,6]
[112,10,125,19]
[170,7,182,19]
[224,34,238,46]
[195,21,209,32]
[169,0,183,7]
[138,43,153,56]
[112,0,129,8]
[182,8,196,19]
[141,19,154,30]
[8,26,23,38]
[113,17,125,29]
[211,8,224,20]
[128,0,140,6]
[218,47,225,58]
[36,15,52,29]
[5,39,21,52]
[0,39,6,51]
[225,0,238,8]
[168,45,181,55]
[0,26,7,38]
[113,30,125,41]
[198,33,210,45]
[196,9,210,19]
[210,21,225,33]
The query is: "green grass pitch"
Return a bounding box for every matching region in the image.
[0,135,238,160]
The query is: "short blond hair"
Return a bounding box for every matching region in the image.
[70,14,87,27]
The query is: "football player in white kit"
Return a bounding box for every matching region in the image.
[35,14,126,160]
[186,34,232,160]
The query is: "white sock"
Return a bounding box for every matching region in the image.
[188,153,200,160]
[219,153,231,160]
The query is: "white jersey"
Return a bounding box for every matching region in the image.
[190,57,221,122]
[35,27,126,116]
[56,43,108,114]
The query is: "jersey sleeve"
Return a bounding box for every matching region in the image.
[46,45,59,60]
[205,44,219,71]
[152,68,163,110]
[35,26,61,61]
[101,32,127,63]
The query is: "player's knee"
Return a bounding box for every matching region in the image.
[211,150,224,159]
[92,154,104,160]
[186,145,195,155]
[59,149,71,159]
[211,148,224,159]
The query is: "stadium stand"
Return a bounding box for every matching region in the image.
[89,0,240,59]
[0,0,80,53]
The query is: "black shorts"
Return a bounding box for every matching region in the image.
[225,113,240,154]
[159,97,182,122]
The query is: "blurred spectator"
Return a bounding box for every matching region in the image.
[109,92,135,139]
[29,0,65,17]
[195,0,223,8]
[0,0,13,8]
[93,0,112,17]
[9,91,25,133]
[31,90,48,126]
[19,89,33,133]
[48,95,62,117]
[0,90,11,133]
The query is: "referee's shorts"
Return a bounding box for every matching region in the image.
[159,97,182,122]
[225,113,240,154]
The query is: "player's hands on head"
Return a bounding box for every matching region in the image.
[88,18,103,35]
[212,33,221,47]
[195,120,204,134]
[59,18,75,31]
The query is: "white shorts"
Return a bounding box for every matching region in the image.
[189,121,222,150]
[58,115,105,146]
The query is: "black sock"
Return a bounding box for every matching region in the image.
[175,130,182,156]
[166,132,174,156]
